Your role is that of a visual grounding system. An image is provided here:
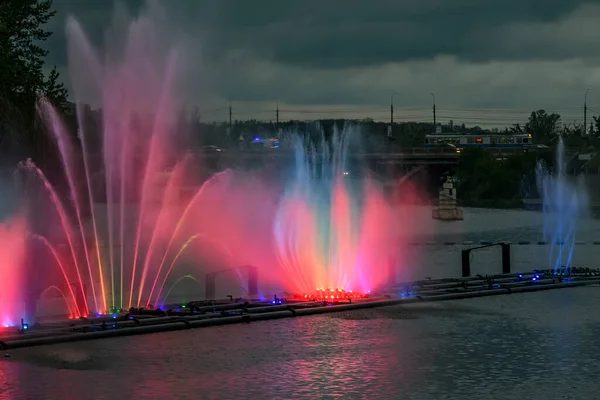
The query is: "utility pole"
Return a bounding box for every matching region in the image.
[584,89,590,135]
[390,92,400,140]
[430,92,436,128]
[275,101,280,136]
[227,101,233,144]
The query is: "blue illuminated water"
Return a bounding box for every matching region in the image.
[536,138,588,274]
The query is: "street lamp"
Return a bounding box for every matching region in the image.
[584,89,590,135]
[430,92,437,129]
[391,92,400,124]
[389,92,400,141]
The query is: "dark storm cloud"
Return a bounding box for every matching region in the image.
[41,0,600,124]
[47,0,596,69]
[166,0,597,68]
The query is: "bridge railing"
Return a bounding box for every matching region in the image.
[396,147,459,154]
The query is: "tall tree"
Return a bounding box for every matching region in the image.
[524,110,561,144]
[0,0,67,162]
[0,0,67,107]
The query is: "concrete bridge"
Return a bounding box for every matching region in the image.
[190,148,460,201]
[198,147,460,166]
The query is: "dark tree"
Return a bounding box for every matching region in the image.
[524,110,561,144]
[593,116,600,138]
[0,0,67,164]
[0,0,67,108]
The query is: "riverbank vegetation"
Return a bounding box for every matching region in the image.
[455,147,554,207]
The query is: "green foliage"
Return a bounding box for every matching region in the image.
[456,148,546,205]
[524,110,561,144]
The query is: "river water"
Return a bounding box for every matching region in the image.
[3,207,600,400]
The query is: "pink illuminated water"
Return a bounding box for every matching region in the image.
[0,216,27,327]
[23,3,226,316]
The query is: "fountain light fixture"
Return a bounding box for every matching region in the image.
[292,288,370,301]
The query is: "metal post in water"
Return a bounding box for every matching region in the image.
[501,242,511,274]
[205,273,216,300]
[387,256,396,287]
[73,282,87,315]
[24,289,41,321]
[247,266,258,298]
[461,249,471,277]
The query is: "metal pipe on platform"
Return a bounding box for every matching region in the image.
[4,275,597,350]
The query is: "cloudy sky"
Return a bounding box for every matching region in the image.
[44,0,600,127]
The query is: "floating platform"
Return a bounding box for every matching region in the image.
[1,270,598,350]
[432,208,464,221]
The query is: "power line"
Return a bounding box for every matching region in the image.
[196,102,600,129]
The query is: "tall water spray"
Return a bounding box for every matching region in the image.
[26,3,232,317]
[536,138,588,274]
[0,216,27,327]
[273,126,407,297]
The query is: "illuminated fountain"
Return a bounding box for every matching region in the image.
[536,137,588,274]
[15,3,233,320]
[274,126,403,299]
[0,216,27,327]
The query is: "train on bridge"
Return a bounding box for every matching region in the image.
[424,133,538,151]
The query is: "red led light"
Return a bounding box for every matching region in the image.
[293,288,369,301]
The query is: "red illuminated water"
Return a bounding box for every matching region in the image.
[0,216,27,327]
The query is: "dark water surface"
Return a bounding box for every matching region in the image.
[3,287,600,399]
[4,207,600,399]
